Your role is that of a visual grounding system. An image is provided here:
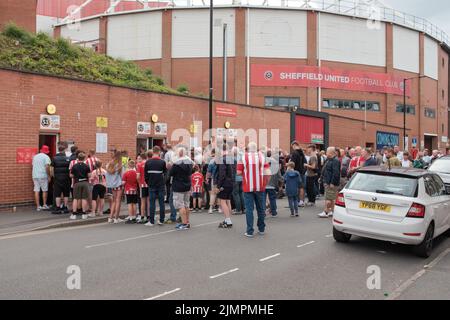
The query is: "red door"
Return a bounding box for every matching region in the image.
[295,115,324,146]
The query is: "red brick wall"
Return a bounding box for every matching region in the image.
[0,68,290,207]
[0,0,37,33]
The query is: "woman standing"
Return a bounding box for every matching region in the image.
[106,151,123,223]
[216,144,236,228]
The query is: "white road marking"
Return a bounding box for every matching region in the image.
[144,288,181,300]
[259,253,281,262]
[209,268,239,279]
[85,220,221,249]
[297,241,315,248]
[386,248,450,300]
[325,234,333,238]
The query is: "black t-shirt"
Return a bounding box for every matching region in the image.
[71,162,90,183]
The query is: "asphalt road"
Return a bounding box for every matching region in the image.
[0,199,449,300]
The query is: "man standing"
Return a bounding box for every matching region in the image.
[362,148,378,167]
[348,146,364,178]
[170,147,193,231]
[237,142,270,238]
[304,145,318,206]
[70,152,91,220]
[144,146,167,226]
[394,145,403,162]
[51,142,71,214]
[290,141,307,207]
[32,145,52,211]
[318,147,341,218]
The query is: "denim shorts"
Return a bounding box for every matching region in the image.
[298,174,306,189]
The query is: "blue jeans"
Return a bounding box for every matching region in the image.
[266,188,278,216]
[232,181,244,212]
[288,196,299,214]
[169,190,177,222]
[149,186,165,224]
[244,192,266,235]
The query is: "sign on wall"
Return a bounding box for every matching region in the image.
[311,133,324,144]
[154,123,167,136]
[40,114,60,130]
[376,131,400,150]
[16,147,38,164]
[96,133,108,154]
[251,65,411,96]
[137,122,151,135]
[216,105,237,117]
[96,117,108,128]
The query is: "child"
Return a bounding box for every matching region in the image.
[284,161,301,217]
[191,165,204,212]
[89,161,107,217]
[122,160,139,224]
[136,153,149,224]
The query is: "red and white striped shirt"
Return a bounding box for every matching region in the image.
[85,156,100,172]
[237,152,270,193]
[191,172,204,193]
[136,161,147,188]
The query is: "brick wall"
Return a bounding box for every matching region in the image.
[0,0,37,33]
[0,68,290,207]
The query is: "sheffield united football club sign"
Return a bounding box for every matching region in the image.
[251,65,411,96]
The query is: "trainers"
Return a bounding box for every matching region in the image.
[290,213,295,217]
[125,218,136,224]
[81,214,88,220]
[208,208,213,214]
[244,232,254,238]
[317,212,329,218]
[114,218,124,224]
[295,213,299,217]
[62,207,70,214]
[88,213,96,218]
[51,209,62,215]
[157,221,164,226]
[42,205,50,211]
[258,231,265,236]
[108,218,114,223]
[36,206,43,212]
[298,201,305,207]
[218,221,233,228]
[144,222,154,227]
[69,214,77,220]
[176,224,190,230]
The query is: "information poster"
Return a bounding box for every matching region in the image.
[96,133,108,154]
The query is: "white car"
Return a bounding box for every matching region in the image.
[332,167,450,258]
[428,155,450,193]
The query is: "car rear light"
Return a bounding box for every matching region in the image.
[335,193,346,207]
[406,203,426,218]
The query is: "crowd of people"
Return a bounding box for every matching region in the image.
[31,140,449,236]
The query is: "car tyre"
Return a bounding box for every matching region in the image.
[333,227,352,243]
[413,223,434,258]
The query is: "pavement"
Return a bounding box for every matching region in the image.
[0,199,449,300]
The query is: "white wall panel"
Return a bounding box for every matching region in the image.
[36,15,58,35]
[319,14,386,66]
[248,9,307,59]
[107,12,162,60]
[393,26,419,73]
[172,9,235,58]
[61,19,99,43]
[424,36,438,80]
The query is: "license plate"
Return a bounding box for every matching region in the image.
[359,201,391,212]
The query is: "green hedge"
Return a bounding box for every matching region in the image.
[0,24,177,94]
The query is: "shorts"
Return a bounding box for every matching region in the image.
[54,179,70,198]
[192,192,202,199]
[33,178,49,192]
[298,174,306,189]
[92,184,106,200]
[140,187,149,198]
[325,185,338,201]
[126,194,138,204]
[173,192,190,209]
[204,180,212,192]
[107,186,122,196]
[217,186,233,200]
[73,181,90,200]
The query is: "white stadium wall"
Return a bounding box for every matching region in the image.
[36,15,59,35]
[60,18,99,43]
[107,11,162,60]
[424,36,439,80]
[319,13,386,67]
[393,25,420,73]
[172,8,236,58]
[248,9,307,59]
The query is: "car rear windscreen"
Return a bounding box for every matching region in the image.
[347,172,418,197]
